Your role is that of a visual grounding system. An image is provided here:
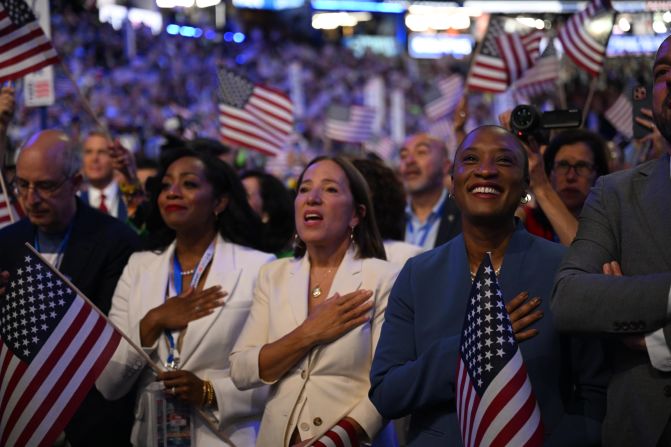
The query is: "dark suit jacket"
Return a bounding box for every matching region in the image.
[553,154,671,446]
[370,224,607,446]
[80,187,128,222]
[0,199,140,446]
[434,193,461,247]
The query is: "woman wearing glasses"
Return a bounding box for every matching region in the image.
[96,148,274,446]
[521,129,610,245]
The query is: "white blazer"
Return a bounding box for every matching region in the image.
[229,248,401,447]
[96,235,275,446]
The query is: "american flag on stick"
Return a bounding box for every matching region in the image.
[424,74,464,122]
[605,93,633,139]
[0,245,121,447]
[456,255,543,447]
[557,0,614,77]
[0,0,59,84]
[324,105,376,143]
[466,16,543,94]
[218,69,294,157]
[0,192,21,229]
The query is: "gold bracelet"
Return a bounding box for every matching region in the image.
[201,380,208,407]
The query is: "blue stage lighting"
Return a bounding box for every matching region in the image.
[166,24,180,35]
[233,32,246,43]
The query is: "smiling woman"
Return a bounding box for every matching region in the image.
[95,148,275,446]
[369,125,608,446]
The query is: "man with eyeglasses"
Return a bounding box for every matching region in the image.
[0,129,140,446]
[552,35,671,446]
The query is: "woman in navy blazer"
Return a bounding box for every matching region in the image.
[369,126,607,446]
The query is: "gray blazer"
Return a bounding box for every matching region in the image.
[552,153,671,446]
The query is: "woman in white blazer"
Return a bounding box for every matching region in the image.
[230,156,401,447]
[96,149,274,446]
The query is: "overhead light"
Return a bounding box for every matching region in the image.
[618,17,631,32]
[196,0,221,7]
[653,19,668,33]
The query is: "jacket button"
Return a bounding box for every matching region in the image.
[300,422,310,431]
[300,370,307,379]
[314,417,322,426]
[665,386,671,397]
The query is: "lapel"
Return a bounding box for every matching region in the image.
[60,202,98,285]
[498,223,533,303]
[116,184,128,221]
[179,235,242,366]
[633,154,671,270]
[448,235,472,313]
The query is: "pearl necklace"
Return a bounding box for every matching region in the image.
[470,266,501,282]
[180,269,195,276]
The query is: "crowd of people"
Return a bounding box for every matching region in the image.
[1,3,671,447]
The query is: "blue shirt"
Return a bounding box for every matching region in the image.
[405,189,448,251]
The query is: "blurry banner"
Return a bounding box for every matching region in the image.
[467,16,543,94]
[456,255,543,447]
[390,88,405,145]
[0,246,121,447]
[0,0,60,84]
[512,42,559,100]
[605,93,633,139]
[424,74,464,122]
[288,62,305,119]
[218,69,294,157]
[557,0,615,77]
[364,76,386,135]
[324,105,375,143]
[365,136,395,160]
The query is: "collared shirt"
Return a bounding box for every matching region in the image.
[86,181,120,218]
[645,156,671,370]
[405,189,448,251]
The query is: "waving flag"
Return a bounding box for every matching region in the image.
[424,74,464,121]
[558,0,615,77]
[456,255,543,447]
[0,246,121,447]
[0,191,21,229]
[467,16,543,93]
[512,41,560,100]
[605,93,633,139]
[0,0,60,83]
[324,105,375,143]
[218,69,294,157]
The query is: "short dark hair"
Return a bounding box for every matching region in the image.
[351,158,406,241]
[240,170,295,253]
[294,156,386,260]
[544,129,610,178]
[144,148,267,252]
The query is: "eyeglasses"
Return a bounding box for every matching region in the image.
[14,176,71,198]
[553,160,594,177]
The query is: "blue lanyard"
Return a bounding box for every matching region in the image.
[34,222,74,269]
[407,199,446,247]
[164,240,216,369]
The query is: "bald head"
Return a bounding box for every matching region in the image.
[16,130,82,233]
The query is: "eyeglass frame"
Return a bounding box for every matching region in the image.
[552,160,595,177]
[14,175,74,198]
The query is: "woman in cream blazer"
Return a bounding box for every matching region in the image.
[230,157,400,447]
[96,149,274,446]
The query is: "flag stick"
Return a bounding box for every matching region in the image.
[0,172,15,224]
[23,242,234,444]
[58,61,111,139]
[581,77,598,127]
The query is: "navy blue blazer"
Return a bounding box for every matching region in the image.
[370,224,607,446]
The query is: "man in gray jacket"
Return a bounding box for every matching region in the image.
[552,35,671,446]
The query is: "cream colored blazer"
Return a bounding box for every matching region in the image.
[229,248,401,447]
[96,235,275,446]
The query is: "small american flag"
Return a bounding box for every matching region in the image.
[0,0,60,84]
[467,16,542,94]
[557,0,614,77]
[605,93,633,139]
[324,105,375,143]
[0,191,21,230]
[424,74,464,122]
[0,246,121,447]
[456,255,543,447]
[512,42,560,100]
[218,69,294,157]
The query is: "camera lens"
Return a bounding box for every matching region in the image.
[511,105,539,131]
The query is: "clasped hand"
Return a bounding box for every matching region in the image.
[158,369,208,407]
[506,291,543,342]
